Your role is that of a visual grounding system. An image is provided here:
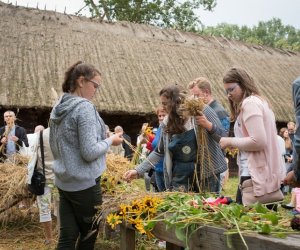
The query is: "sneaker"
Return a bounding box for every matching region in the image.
[291,209,300,215]
[282,203,295,209]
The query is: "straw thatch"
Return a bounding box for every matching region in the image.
[0,2,300,122]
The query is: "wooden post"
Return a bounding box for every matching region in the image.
[120,223,135,250]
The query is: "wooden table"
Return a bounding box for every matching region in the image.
[120,221,300,250]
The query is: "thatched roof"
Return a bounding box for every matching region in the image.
[1,2,300,122]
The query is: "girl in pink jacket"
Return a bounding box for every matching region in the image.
[219,67,285,206]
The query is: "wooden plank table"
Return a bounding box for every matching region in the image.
[120,221,300,250]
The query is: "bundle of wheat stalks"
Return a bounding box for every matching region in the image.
[181,98,215,193]
[102,153,134,194]
[0,155,33,224]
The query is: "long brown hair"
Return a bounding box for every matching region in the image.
[279,127,293,151]
[62,61,101,93]
[223,67,260,121]
[159,85,187,136]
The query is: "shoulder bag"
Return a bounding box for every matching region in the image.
[27,130,46,195]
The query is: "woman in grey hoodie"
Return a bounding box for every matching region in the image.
[49,61,123,249]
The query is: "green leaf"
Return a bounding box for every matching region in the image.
[144,220,157,231]
[175,227,186,242]
[261,214,279,225]
[230,204,242,218]
[273,232,288,238]
[226,233,233,248]
[260,223,271,234]
[240,215,252,223]
[254,203,269,214]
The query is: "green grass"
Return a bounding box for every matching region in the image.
[221,176,239,198]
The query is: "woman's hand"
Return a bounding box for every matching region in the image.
[110,132,123,146]
[219,137,232,150]
[123,169,138,182]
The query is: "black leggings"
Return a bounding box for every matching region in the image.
[57,179,102,250]
[236,176,251,204]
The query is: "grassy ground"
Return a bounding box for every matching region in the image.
[0,178,293,250]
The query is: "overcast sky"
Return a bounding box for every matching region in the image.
[14,0,300,29]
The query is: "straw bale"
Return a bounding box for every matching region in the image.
[0,160,31,217]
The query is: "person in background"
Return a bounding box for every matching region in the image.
[284,76,300,188]
[219,67,284,206]
[0,110,29,160]
[279,127,293,195]
[110,126,125,157]
[279,127,293,166]
[287,121,296,144]
[188,77,230,134]
[105,125,111,138]
[188,77,230,191]
[49,61,123,249]
[133,123,155,191]
[124,85,227,192]
[34,125,55,246]
[151,105,167,192]
[115,125,133,159]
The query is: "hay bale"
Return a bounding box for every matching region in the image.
[0,160,32,216]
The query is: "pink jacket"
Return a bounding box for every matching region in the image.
[231,96,284,197]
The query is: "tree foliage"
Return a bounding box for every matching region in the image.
[81,0,216,32]
[202,18,300,52]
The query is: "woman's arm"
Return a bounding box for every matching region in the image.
[135,151,163,177]
[77,103,112,161]
[220,100,267,151]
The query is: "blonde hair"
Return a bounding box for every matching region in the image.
[187,77,211,94]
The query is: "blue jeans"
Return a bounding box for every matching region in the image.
[57,178,102,250]
[155,171,166,192]
[194,170,221,194]
[206,174,221,194]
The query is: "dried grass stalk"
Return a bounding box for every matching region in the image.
[0,160,34,225]
[181,98,216,193]
[105,153,133,180]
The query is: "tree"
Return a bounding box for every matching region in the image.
[201,18,300,52]
[80,0,217,32]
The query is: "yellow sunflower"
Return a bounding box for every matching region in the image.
[107,213,122,229]
[118,204,130,218]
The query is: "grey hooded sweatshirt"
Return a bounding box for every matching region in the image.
[49,93,112,191]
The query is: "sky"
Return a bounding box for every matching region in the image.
[13,0,300,29]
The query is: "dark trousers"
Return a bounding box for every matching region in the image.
[236,176,252,204]
[57,179,102,250]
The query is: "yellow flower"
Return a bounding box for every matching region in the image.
[143,197,155,208]
[119,204,130,218]
[145,127,153,136]
[128,217,146,234]
[107,213,122,229]
[135,221,147,235]
[130,200,145,212]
